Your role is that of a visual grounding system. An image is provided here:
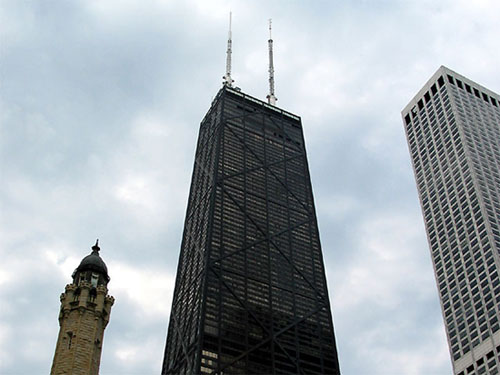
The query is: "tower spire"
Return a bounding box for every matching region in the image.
[222,12,234,87]
[266,19,277,105]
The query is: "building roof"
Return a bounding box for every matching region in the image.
[74,241,110,282]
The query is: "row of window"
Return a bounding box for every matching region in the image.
[447,74,499,107]
[404,75,449,125]
[457,345,500,375]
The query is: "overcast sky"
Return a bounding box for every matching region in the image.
[1,0,500,374]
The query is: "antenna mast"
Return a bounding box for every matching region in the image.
[223,12,234,87]
[266,19,277,105]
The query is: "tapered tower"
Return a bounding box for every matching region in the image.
[162,18,340,374]
[50,241,114,375]
[162,85,341,374]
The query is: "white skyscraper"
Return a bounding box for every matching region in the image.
[402,66,500,375]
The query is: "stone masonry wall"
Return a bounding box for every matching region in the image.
[51,282,114,375]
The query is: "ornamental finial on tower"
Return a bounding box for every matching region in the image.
[73,239,109,282]
[222,12,234,87]
[266,19,277,106]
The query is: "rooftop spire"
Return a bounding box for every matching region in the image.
[222,12,234,87]
[266,19,277,105]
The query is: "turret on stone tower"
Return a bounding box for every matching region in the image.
[50,240,114,375]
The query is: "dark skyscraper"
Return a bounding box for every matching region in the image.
[402,66,500,375]
[162,86,341,374]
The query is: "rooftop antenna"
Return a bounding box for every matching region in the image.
[222,12,234,87]
[266,19,277,105]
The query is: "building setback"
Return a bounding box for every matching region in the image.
[162,86,341,374]
[402,66,500,375]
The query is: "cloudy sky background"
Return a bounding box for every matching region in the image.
[1,0,500,374]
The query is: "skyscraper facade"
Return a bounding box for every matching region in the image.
[402,66,500,375]
[162,86,341,374]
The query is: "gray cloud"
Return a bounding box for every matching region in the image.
[1,0,499,374]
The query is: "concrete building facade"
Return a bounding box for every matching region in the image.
[402,66,500,374]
